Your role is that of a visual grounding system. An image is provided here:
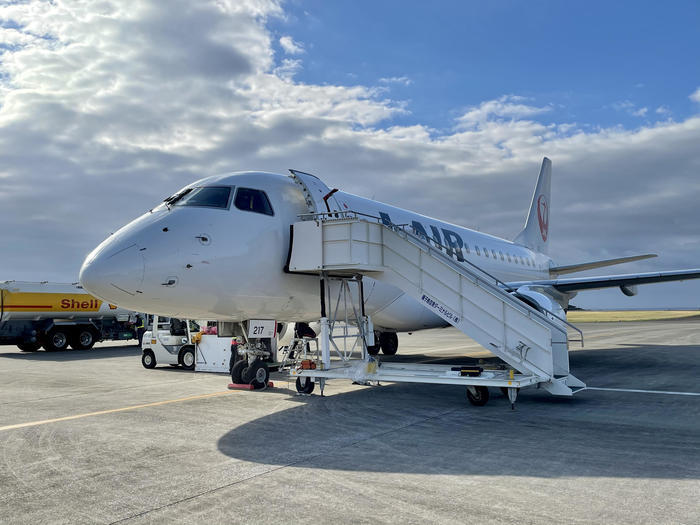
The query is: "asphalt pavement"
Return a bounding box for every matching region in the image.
[1,320,699,524]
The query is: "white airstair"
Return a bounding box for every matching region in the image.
[284,170,585,406]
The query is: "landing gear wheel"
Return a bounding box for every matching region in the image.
[17,342,41,352]
[179,347,195,370]
[296,377,315,394]
[466,386,490,406]
[142,350,156,369]
[231,360,247,384]
[379,332,398,356]
[43,329,70,351]
[243,359,269,389]
[367,344,380,356]
[70,328,96,350]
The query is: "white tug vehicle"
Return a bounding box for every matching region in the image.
[140,315,198,370]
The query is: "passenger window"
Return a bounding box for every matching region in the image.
[499,251,504,261]
[475,246,481,256]
[491,249,497,259]
[235,188,274,216]
[507,254,512,262]
[175,186,232,209]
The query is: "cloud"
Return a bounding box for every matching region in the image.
[0,0,698,308]
[655,105,671,116]
[690,87,700,103]
[279,35,304,55]
[379,76,413,86]
[456,95,552,129]
[611,100,649,117]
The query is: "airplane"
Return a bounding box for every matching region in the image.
[79,158,700,358]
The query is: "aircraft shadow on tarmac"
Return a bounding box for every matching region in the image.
[0,344,141,361]
[217,345,700,479]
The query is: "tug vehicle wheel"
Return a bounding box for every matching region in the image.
[466,386,489,406]
[231,359,247,384]
[17,342,41,352]
[43,328,70,352]
[295,377,315,394]
[243,359,269,388]
[179,346,195,370]
[142,350,156,369]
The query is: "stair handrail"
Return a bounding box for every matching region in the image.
[299,211,584,346]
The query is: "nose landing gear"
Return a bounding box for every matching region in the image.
[230,331,275,389]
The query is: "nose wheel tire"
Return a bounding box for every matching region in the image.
[466,386,490,406]
[43,329,70,352]
[179,347,195,370]
[295,377,315,394]
[243,359,269,389]
[142,350,156,369]
[231,360,247,384]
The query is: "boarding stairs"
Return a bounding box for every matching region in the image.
[286,171,585,398]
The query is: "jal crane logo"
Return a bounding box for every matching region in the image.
[537,194,548,242]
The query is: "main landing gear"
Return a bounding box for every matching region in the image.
[367,331,398,356]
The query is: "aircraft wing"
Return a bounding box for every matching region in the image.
[506,268,700,294]
[548,253,657,276]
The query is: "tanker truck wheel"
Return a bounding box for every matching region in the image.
[18,341,41,352]
[43,328,70,352]
[70,328,97,350]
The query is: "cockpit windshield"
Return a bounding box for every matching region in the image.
[171,186,232,209]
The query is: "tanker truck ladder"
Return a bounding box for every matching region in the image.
[285,213,586,406]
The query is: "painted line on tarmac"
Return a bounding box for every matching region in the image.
[0,390,237,432]
[586,386,700,397]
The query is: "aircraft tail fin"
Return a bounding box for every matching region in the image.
[514,157,551,254]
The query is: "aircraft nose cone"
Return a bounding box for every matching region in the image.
[79,243,145,303]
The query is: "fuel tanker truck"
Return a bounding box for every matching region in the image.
[0,281,146,352]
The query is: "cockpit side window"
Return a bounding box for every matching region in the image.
[234,188,274,216]
[174,186,232,209]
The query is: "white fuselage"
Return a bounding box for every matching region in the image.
[80,172,551,331]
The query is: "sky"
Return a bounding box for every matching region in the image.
[0,0,699,309]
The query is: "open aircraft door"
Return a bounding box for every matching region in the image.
[289,169,345,215]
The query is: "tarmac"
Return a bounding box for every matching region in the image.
[1,320,699,524]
